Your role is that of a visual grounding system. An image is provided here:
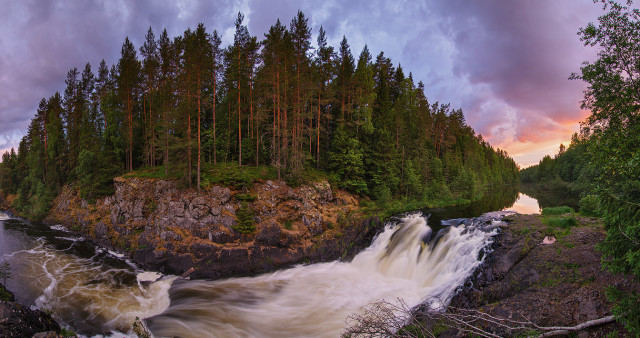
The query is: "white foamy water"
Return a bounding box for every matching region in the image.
[1,237,173,334]
[0,212,10,221]
[147,213,498,338]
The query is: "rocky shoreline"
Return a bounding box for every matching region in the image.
[34,177,384,280]
[442,213,640,337]
[0,283,61,337]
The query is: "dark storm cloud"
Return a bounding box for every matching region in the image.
[0,0,603,166]
[0,0,244,155]
[430,0,599,151]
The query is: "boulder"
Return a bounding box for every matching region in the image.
[0,301,61,338]
[256,221,282,246]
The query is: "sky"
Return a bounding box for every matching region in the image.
[0,0,604,167]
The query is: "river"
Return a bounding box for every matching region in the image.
[0,189,539,337]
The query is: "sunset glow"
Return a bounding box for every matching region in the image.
[0,1,602,166]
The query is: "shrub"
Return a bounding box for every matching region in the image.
[545,215,577,229]
[0,262,13,284]
[233,202,255,234]
[283,220,293,230]
[579,194,600,217]
[235,193,257,202]
[542,206,574,215]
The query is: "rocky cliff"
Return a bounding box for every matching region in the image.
[46,177,382,279]
[0,284,61,338]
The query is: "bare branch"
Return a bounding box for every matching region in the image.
[342,298,617,338]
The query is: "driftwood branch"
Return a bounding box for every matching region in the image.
[537,315,615,337]
[342,299,617,338]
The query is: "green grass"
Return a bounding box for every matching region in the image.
[542,206,574,215]
[0,287,13,301]
[544,215,577,228]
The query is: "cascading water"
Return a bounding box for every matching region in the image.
[146,213,502,338]
[0,210,505,337]
[0,212,173,335]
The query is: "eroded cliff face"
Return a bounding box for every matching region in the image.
[47,177,381,279]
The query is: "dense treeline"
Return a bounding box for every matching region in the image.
[523,1,640,333]
[0,11,518,220]
[520,132,594,191]
[519,132,595,210]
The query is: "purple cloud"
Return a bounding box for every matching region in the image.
[0,0,605,166]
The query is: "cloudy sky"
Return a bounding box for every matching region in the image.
[0,0,603,167]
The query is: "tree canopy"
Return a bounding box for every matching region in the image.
[0,11,519,220]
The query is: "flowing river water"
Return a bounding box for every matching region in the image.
[0,191,539,337]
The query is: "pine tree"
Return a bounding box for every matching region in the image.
[314,26,335,169]
[140,27,160,168]
[116,37,141,172]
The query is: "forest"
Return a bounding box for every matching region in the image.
[522,1,640,333]
[0,11,519,220]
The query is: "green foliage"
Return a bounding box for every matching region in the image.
[233,202,255,234]
[200,164,277,189]
[328,126,368,195]
[606,287,640,336]
[569,1,640,333]
[283,220,293,230]
[0,10,519,241]
[542,206,574,215]
[0,262,13,284]
[544,215,577,229]
[235,193,257,202]
[58,327,77,338]
[579,194,601,216]
[0,287,12,302]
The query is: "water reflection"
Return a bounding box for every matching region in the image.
[423,187,520,229]
[519,183,579,210]
[503,193,540,214]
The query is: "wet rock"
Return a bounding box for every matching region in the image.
[167,254,194,275]
[448,214,638,336]
[33,331,61,338]
[256,221,282,246]
[208,230,234,244]
[0,301,61,338]
[219,214,236,229]
[94,221,109,240]
[160,230,182,242]
[47,176,372,280]
[133,199,145,219]
[189,197,209,220]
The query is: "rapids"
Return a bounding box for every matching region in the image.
[0,210,508,337]
[146,213,502,337]
[0,212,172,335]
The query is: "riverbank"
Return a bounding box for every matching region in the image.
[443,213,640,336]
[0,283,62,337]
[0,174,513,281]
[35,176,387,280]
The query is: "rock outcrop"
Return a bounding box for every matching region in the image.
[0,284,61,338]
[47,177,381,279]
[447,214,640,337]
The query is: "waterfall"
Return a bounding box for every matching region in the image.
[146,213,500,338]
